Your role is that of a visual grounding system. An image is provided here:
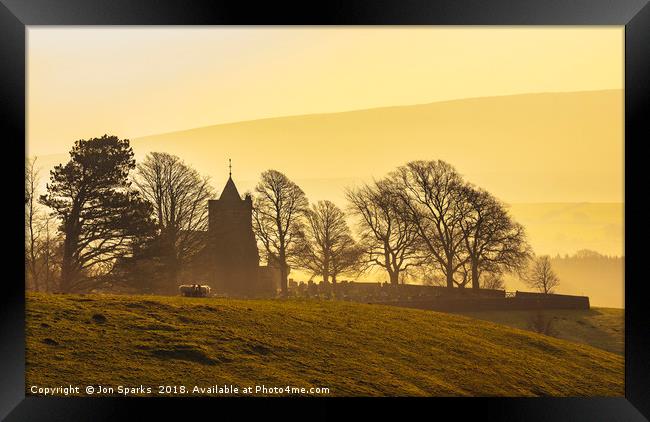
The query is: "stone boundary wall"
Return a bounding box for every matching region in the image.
[289,282,589,311]
[372,291,590,312]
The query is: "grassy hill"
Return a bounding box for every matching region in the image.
[26,292,623,397]
[456,308,624,355]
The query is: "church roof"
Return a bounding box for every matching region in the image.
[219,176,242,201]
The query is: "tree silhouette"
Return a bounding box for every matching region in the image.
[25,157,43,291]
[294,200,363,284]
[458,185,531,290]
[525,255,560,294]
[346,179,424,285]
[134,152,214,292]
[40,135,155,292]
[480,272,506,290]
[252,170,308,296]
[25,157,61,292]
[388,160,468,289]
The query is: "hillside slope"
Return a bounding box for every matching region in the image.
[26,292,623,397]
[456,308,624,355]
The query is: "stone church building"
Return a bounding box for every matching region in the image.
[115,170,280,297]
[206,175,279,296]
[192,174,280,297]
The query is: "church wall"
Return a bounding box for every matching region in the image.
[207,192,264,296]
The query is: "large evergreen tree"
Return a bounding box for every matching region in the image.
[40,135,155,292]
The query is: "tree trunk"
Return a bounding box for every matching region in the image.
[323,257,329,286]
[446,262,454,289]
[279,265,288,297]
[60,250,74,293]
[27,186,39,291]
[43,225,51,292]
[389,270,399,285]
[29,254,39,292]
[60,217,80,293]
[471,262,480,290]
[279,248,288,297]
[44,252,50,293]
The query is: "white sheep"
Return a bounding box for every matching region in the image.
[179,284,211,297]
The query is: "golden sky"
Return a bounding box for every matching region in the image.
[27,28,624,250]
[28,27,623,156]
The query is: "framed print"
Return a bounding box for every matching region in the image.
[2,0,649,420]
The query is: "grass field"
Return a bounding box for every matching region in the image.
[456,308,624,355]
[26,292,623,397]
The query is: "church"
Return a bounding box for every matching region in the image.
[114,165,281,296]
[202,171,281,297]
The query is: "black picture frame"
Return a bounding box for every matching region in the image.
[1,1,648,420]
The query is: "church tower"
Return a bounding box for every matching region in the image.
[208,164,261,296]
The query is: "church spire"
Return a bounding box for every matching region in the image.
[219,159,241,201]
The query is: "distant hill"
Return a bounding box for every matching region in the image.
[27,292,623,396]
[127,89,623,205]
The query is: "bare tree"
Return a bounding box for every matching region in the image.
[415,264,448,287]
[525,255,560,294]
[346,180,424,285]
[38,215,62,292]
[25,159,62,292]
[458,185,531,290]
[481,271,506,290]
[252,170,309,296]
[134,152,214,291]
[25,157,43,291]
[294,200,363,284]
[388,160,468,289]
[454,261,472,288]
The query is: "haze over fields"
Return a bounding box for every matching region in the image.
[32,89,625,252]
[27,28,623,306]
[30,91,624,307]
